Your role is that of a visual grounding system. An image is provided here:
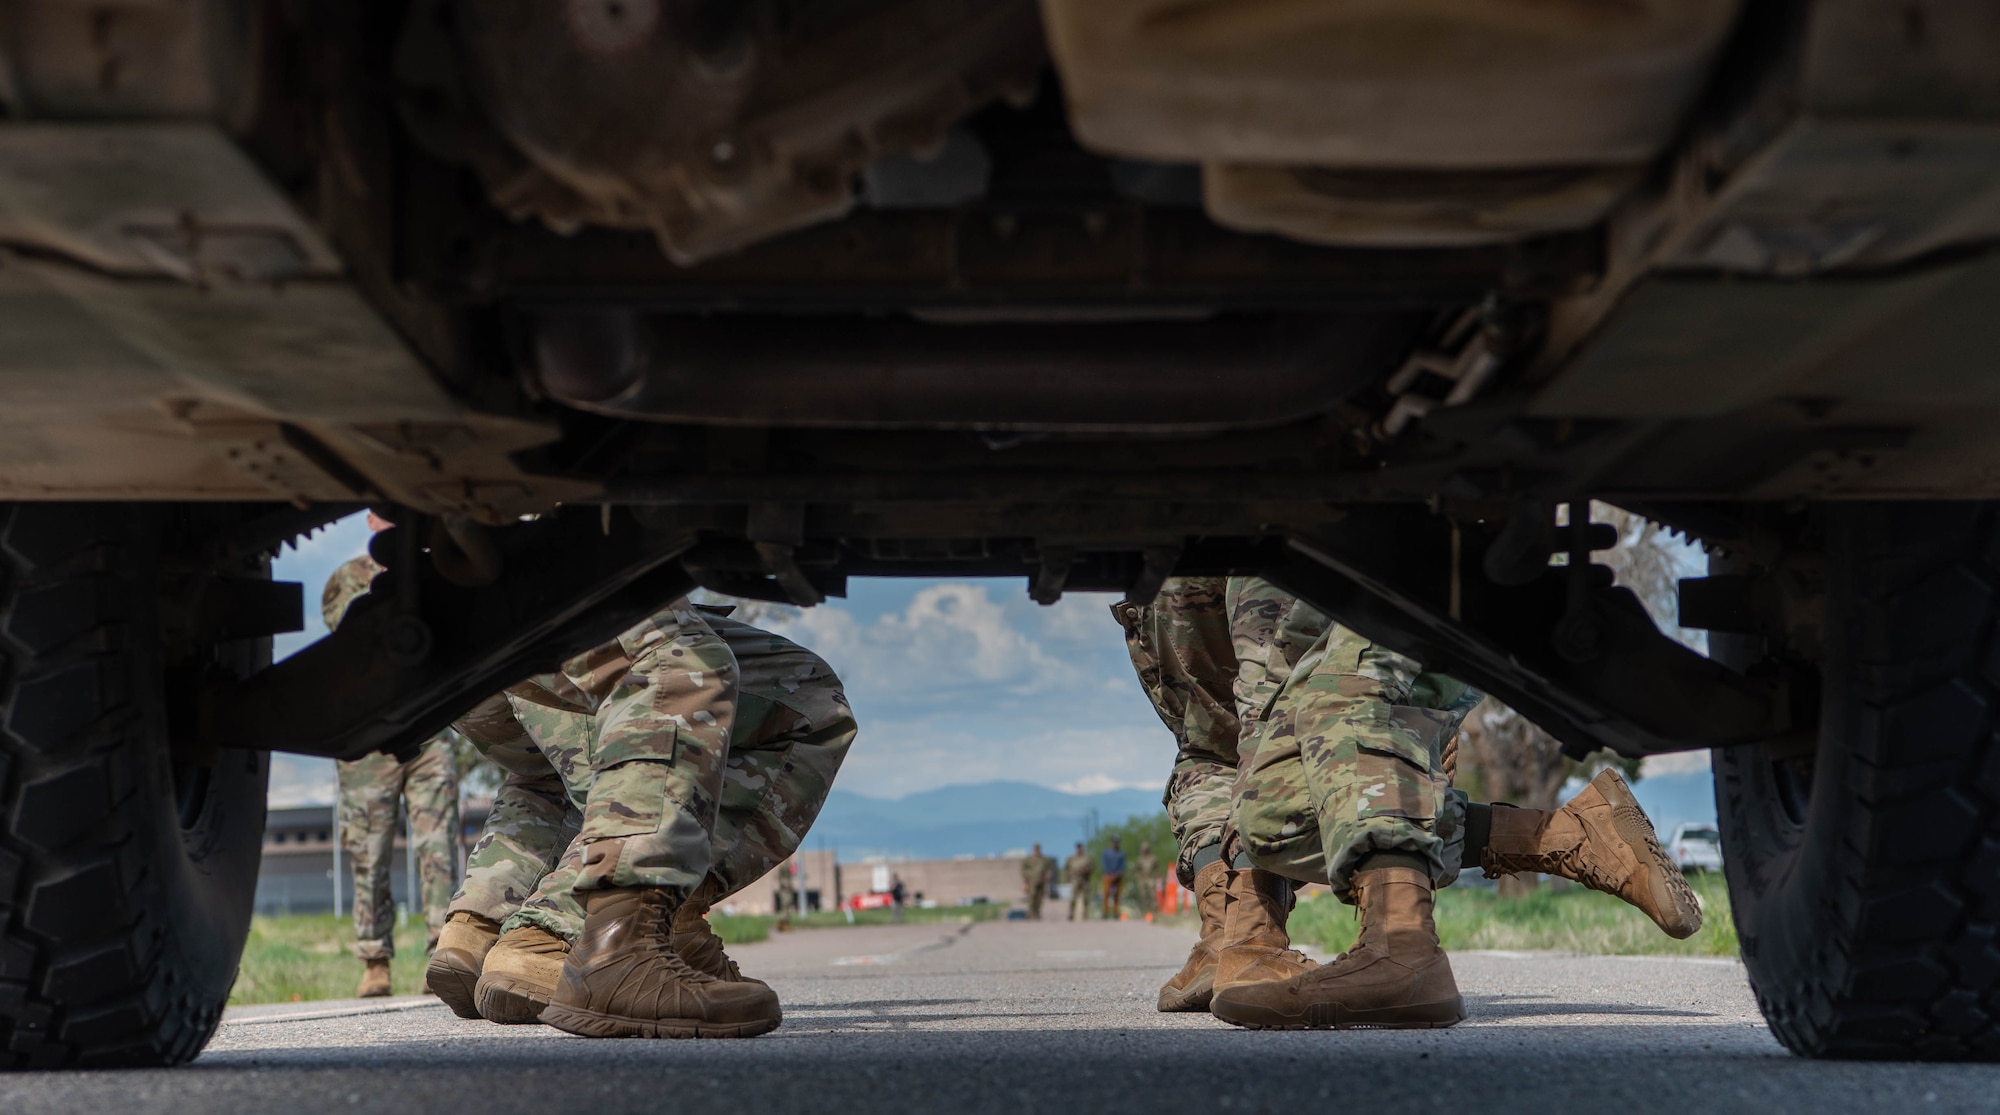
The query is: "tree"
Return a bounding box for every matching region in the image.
[1456,502,1690,896]
[1591,502,1707,653]
[1085,812,1175,914]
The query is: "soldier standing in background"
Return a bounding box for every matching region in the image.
[1063,842,1093,921]
[775,864,798,927]
[323,512,461,999]
[1099,837,1126,919]
[1131,842,1162,915]
[1020,843,1056,919]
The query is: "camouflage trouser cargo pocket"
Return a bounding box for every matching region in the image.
[577,678,729,895]
[575,751,717,893]
[580,756,678,838]
[1230,725,1324,882]
[572,610,738,895]
[1232,687,1442,883]
[1230,623,1480,897]
[1341,710,1441,828]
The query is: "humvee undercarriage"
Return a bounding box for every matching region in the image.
[3,0,2000,1066]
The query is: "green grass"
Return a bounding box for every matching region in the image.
[796,903,1011,929]
[238,877,1724,1007]
[709,913,774,945]
[231,911,773,1006]
[1289,871,1739,958]
[230,914,436,1006]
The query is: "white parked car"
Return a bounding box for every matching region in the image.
[1668,824,1724,874]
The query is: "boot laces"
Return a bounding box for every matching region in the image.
[600,894,720,984]
[1272,946,1313,967]
[627,930,717,984]
[674,920,743,980]
[1482,840,1615,892]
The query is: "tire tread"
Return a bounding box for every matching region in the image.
[0,505,247,1069]
[1732,504,2000,1059]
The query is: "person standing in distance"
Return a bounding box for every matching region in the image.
[1020,843,1056,920]
[1063,842,1094,921]
[1100,837,1127,919]
[1131,841,1162,915]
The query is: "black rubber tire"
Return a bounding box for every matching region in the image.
[0,505,269,1069]
[1717,503,2000,1060]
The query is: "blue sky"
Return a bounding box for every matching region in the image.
[266,514,1166,806]
[265,513,1716,841]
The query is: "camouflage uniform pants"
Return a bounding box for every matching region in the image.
[1111,576,1331,884]
[336,736,460,960]
[1130,872,1159,913]
[449,607,855,940]
[1233,625,1482,897]
[1067,878,1092,921]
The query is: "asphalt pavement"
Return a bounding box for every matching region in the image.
[5,917,1998,1114]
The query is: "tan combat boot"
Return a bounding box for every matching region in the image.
[1210,864,1464,1030]
[542,886,783,1039]
[1156,860,1229,1012]
[426,912,503,1020]
[1483,767,1702,939]
[474,925,571,1024]
[672,879,766,986]
[356,958,392,999]
[1211,868,1318,994]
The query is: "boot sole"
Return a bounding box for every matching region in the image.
[541,1002,781,1040]
[1156,969,1215,1013]
[476,972,556,1025]
[1211,994,1466,1031]
[1600,775,1705,939]
[426,948,484,1020]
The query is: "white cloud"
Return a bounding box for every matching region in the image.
[1055,773,1155,795]
[1036,592,1125,644]
[771,582,1072,698]
[268,755,337,808]
[1640,751,1713,777]
[746,581,1176,798]
[831,718,1169,799]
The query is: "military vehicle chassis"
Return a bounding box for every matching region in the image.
[4,0,2000,1067]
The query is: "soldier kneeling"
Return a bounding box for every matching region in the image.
[1210,623,1699,1029]
[425,602,854,1038]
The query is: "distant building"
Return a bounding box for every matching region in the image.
[721,850,1030,915]
[260,805,1042,920]
[255,802,487,917]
